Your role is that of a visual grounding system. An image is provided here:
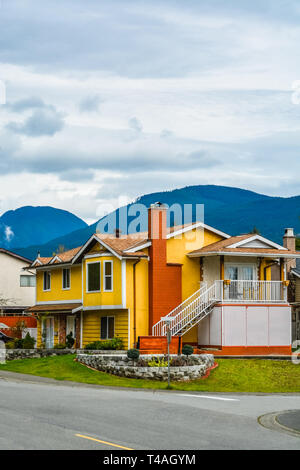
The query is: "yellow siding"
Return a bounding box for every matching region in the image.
[83,255,122,307]
[167,228,222,343]
[126,256,149,348]
[36,265,82,303]
[82,310,128,348]
[167,228,223,300]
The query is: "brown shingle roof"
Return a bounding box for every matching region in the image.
[27,303,82,313]
[188,234,300,257]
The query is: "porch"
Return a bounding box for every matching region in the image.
[214,279,288,304]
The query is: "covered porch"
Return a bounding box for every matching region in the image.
[188,232,300,305]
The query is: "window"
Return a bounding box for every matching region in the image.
[87,262,101,292]
[104,261,113,291]
[101,316,114,339]
[20,275,36,287]
[43,271,51,291]
[62,268,71,289]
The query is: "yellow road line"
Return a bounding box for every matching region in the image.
[75,433,134,450]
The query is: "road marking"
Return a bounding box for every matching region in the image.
[179,394,239,402]
[75,433,134,450]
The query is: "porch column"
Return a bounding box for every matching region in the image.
[258,258,263,281]
[280,258,285,281]
[220,255,224,280]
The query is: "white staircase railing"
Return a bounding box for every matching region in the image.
[152,281,219,337]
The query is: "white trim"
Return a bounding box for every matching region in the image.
[80,310,83,348]
[100,315,115,340]
[166,221,230,240]
[82,305,124,311]
[128,308,130,349]
[122,259,126,308]
[43,271,51,292]
[292,270,300,279]
[32,258,43,266]
[62,267,71,290]
[188,251,300,258]
[228,234,288,251]
[36,299,82,305]
[124,241,151,253]
[103,260,113,292]
[50,255,63,264]
[86,260,101,293]
[84,252,111,259]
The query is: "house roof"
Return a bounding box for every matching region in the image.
[29,220,231,267]
[27,303,82,313]
[188,233,300,258]
[0,248,32,264]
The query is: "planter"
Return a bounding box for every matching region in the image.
[77,353,215,382]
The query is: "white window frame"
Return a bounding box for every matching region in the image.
[100,316,115,340]
[43,271,51,291]
[20,274,36,287]
[86,261,101,293]
[103,260,113,292]
[62,268,71,290]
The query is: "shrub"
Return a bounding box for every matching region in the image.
[66,332,75,349]
[109,337,124,350]
[84,337,124,351]
[182,344,194,356]
[22,332,35,349]
[5,341,15,350]
[127,349,140,361]
[14,338,24,349]
[55,343,67,349]
[148,356,171,367]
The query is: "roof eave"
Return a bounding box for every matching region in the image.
[188,251,300,258]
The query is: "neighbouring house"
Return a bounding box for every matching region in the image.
[289,248,300,343]
[0,248,37,340]
[27,204,300,355]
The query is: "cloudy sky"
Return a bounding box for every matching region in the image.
[0,0,300,223]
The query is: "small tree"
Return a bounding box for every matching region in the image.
[182,344,194,364]
[127,348,140,364]
[66,331,75,349]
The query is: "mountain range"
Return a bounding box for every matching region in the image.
[4,185,300,260]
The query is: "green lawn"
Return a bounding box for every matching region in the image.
[0,355,300,392]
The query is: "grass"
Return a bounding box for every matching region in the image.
[0,355,300,393]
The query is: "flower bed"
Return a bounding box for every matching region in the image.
[77,353,215,381]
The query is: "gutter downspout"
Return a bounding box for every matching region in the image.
[133,259,140,348]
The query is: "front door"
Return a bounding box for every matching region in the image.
[44,317,54,349]
[66,316,76,344]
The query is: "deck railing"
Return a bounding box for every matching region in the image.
[216,280,287,303]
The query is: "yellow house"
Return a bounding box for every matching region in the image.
[27,204,300,355]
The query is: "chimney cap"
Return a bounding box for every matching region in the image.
[150,202,167,209]
[284,228,295,237]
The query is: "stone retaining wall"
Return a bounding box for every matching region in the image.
[5,349,127,361]
[77,353,215,381]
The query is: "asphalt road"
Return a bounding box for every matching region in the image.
[0,372,299,450]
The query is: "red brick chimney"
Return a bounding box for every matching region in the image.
[283,228,296,271]
[148,203,182,334]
